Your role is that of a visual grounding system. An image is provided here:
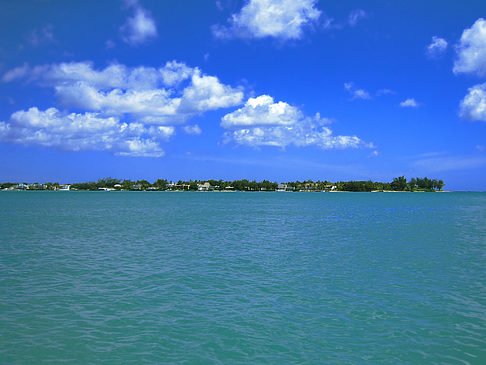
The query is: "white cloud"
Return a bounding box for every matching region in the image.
[183,125,202,135]
[453,18,486,77]
[0,107,174,157]
[400,98,419,108]
[221,95,301,128]
[348,9,367,27]
[1,63,29,82]
[179,72,245,112]
[121,2,157,46]
[459,82,486,122]
[426,36,448,57]
[2,61,244,124]
[344,82,371,100]
[221,95,372,149]
[54,84,181,123]
[160,61,193,86]
[212,0,321,40]
[1,61,244,156]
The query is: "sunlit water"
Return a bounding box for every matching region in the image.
[1,191,485,363]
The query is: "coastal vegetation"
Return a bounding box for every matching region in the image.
[1,176,445,192]
[336,177,444,192]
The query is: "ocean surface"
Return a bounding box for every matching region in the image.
[1,191,485,364]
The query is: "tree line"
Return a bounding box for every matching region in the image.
[68,178,280,191]
[336,176,444,192]
[1,176,444,192]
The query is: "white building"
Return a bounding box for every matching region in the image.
[277,183,294,192]
[197,182,211,191]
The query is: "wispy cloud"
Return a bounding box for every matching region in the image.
[426,36,448,58]
[344,82,371,100]
[348,9,367,27]
[413,155,486,172]
[120,0,158,46]
[27,24,55,46]
[376,88,395,96]
[399,98,419,108]
[183,124,202,135]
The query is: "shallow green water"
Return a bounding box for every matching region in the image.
[1,191,485,363]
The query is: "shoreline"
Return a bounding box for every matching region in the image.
[1,189,455,193]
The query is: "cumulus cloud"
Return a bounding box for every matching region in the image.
[426,36,448,57]
[2,61,244,124]
[400,98,419,108]
[221,95,301,128]
[221,95,372,149]
[348,9,367,27]
[121,1,157,46]
[459,82,486,122]
[453,18,486,77]
[212,0,321,40]
[344,82,371,100]
[0,107,174,157]
[179,72,245,112]
[1,61,244,156]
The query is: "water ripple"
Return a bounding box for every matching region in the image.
[1,191,485,363]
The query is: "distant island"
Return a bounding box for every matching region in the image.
[1,176,445,192]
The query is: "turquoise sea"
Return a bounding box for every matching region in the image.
[1,191,485,364]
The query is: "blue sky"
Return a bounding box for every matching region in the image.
[1,0,486,190]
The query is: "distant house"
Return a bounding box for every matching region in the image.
[277,183,294,192]
[167,182,190,190]
[197,182,211,191]
[26,183,46,190]
[324,185,337,192]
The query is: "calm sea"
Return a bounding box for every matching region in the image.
[1,191,485,363]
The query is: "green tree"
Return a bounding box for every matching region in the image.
[153,179,168,190]
[136,180,151,190]
[391,176,407,191]
[189,181,198,191]
[436,179,444,190]
[121,179,134,190]
[409,178,417,191]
